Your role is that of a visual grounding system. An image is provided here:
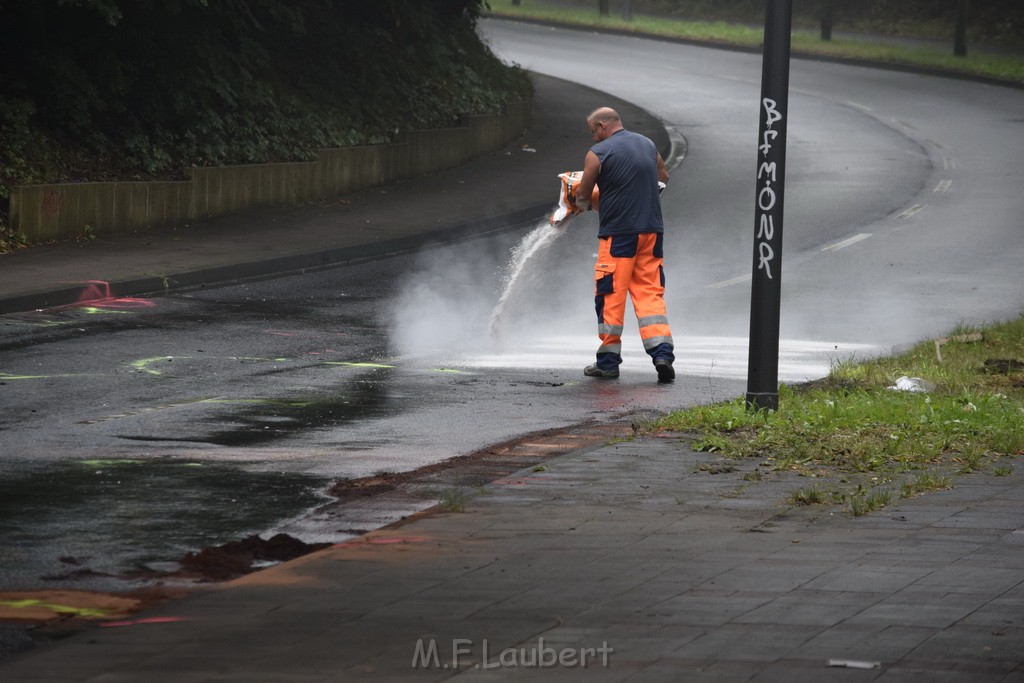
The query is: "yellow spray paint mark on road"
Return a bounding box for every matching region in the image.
[128,356,288,376]
[129,356,182,376]
[0,372,84,380]
[0,599,111,618]
[432,368,473,374]
[80,307,132,315]
[200,398,312,407]
[76,396,219,425]
[323,361,396,369]
[78,459,203,468]
[79,459,146,467]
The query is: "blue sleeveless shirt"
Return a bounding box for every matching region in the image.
[591,129,664,237]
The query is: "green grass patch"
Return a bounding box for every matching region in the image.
[849,485,893,516]
[437,488,472,513]
[488,1,1024,85]
[650,315,1024,515]
[900,471,953,498]
[788,486,829,506]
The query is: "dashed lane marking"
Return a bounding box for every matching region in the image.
[821,233,873,252]
[895,204,924,220]
[705,274,751,290]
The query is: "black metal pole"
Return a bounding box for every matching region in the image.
[746,0,793,412]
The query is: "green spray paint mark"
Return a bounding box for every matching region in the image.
[78,459,203,468]
[79,459,146,467]
[0,599,111,618]
[0,372,83,380]
[200,398,311,407]
[80,307,132,315]
[129,357,183,376]
[323,361,396,369]
[76,396,221,425]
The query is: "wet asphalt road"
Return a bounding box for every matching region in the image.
[482,19,1024,343]
[2,21,1023,591]
[0,225,748,589]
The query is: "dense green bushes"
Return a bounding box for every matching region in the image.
[0,0,531,247]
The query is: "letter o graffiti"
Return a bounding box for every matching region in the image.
[758,186,776,212]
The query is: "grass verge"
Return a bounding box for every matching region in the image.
[650,315,1024,516]
[487,1,1024,86]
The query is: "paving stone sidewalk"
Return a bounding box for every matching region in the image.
[2,432,1021,681]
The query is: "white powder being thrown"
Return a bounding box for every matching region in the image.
[488,220,564,343]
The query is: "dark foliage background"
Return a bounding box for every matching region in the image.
[0,0,530,238]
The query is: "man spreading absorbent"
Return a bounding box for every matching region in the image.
[573,106,675,383]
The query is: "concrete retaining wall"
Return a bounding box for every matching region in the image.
[9,101,530,242]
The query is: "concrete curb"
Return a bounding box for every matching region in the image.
[0,201,552,314]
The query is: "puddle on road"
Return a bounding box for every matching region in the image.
[0,458,328,590]
[114,380,407,447]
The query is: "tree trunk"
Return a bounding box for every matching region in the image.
[954,0,969,57]
[599,0,610,17]
[820,0,833,41]
[622,0,633,22]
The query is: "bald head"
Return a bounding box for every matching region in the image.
[587,107,621,127]
[587,107,623,142]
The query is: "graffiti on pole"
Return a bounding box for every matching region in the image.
[755,97,783,280]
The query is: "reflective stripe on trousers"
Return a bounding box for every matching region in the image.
[593,233,674,370]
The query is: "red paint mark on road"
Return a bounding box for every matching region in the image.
[61,280,156,310]
[99,616,187,628]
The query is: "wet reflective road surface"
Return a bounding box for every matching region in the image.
[1,219,862,590]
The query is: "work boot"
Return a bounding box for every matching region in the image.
[584,364,619,379]
[654,359,675,383]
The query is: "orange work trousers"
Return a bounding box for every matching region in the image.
[593,233,674,371]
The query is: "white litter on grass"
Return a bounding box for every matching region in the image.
[888,375,936,392]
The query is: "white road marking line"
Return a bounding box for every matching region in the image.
[845,100,873,112]
[705,274,751,289]
[943,156,959,170]
[895,204,924,219]
[821,233,873,252]
[934,179,952,193]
